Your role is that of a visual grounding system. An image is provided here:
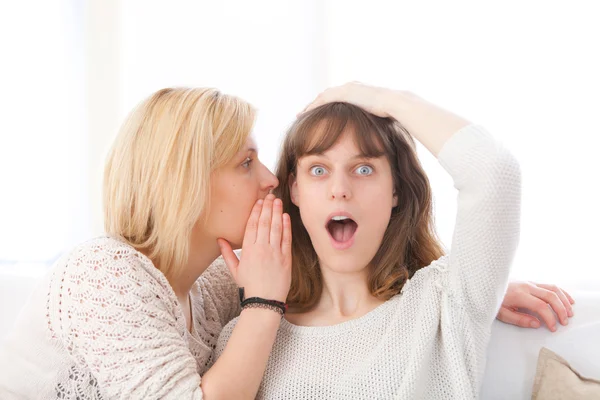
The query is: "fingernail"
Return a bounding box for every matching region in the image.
[530,321,540,328]
[562,319,568,326]
[257,199,263,205]
[274,199,282,206]
[550,325,557,332]
[568,310,574,317]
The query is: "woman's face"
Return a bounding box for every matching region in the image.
[204,137,279,249]
[290,130,398,274]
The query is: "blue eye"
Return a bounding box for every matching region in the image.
[356,165,373,175]
[310,166,327,176]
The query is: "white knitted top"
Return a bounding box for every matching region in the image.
[0,237,240,399]
[215,125,522,399]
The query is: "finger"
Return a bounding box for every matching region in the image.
[537,284,574,317]
[531,286,570,325]
[217,239,239,278]
[518,295,560,332]
[563,289,576,305]
[281,213,292,258]
[497,306,541,329]
[243,199,263,244]
[298,100,320,117]
[297,95,319,116]
[269,198,283,248]
[302,90,333,114]
[303,100,325,114]
[256,194,275,244]
[537,283,575,309]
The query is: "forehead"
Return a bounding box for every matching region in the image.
[298,119,385,159]
[242,136,257,152]
[302,130,363,159]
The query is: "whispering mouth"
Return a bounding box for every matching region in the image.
[326,216,358,243]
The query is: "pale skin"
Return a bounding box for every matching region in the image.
[291,82,575,330]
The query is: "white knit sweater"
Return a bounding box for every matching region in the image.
[0,237,240,399]
[215,125,522,399]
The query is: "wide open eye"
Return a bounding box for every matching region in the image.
[355,165,373,176]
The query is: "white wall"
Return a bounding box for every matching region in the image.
[2,1,599,336]
[0,0,89,263]
[323,0,600,289]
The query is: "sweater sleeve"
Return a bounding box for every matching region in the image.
[48,238,203,400]
[437,125,522,325]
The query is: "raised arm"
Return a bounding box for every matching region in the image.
[302,82,522,325]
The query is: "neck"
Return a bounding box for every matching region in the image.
[166,230,221,299]
[314,262,383,319]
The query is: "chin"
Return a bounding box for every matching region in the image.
[316,250,371,274]
[230,238,243,250]
[220,231,244,250]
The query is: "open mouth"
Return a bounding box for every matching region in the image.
[326,215,358,249]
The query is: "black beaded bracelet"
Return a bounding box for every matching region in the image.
[242,297,287,314]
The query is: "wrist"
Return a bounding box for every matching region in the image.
[240,307,284,325]
[384,89,418,119]
[381,89,402,119]
[238,287,288,304]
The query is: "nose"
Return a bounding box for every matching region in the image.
[329,173,352,200]
[261,164,279,193]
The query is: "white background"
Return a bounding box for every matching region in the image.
[1,0,599,290]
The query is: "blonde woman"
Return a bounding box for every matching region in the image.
[0,86,573,400]
[0,88,292,399]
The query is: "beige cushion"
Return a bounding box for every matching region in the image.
[531,347,600,400]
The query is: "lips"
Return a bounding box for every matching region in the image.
[325,212,358,250]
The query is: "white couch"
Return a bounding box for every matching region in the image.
[2,274,599,399]
[481,290,600,399]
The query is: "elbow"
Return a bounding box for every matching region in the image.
[490,148,522,190]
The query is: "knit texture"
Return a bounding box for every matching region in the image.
[215,124,522,399]
[0,237,240,399]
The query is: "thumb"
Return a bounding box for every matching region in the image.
[217,238,239,277]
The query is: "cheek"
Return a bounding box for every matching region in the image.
[296,183,324,234]
[361,183,395,225]
[211,178,256,228]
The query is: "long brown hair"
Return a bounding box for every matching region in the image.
[274,102,446,312]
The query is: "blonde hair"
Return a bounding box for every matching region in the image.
[103,87,255,276]
[274,103,445,311]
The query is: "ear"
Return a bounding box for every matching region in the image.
[392,192,398,207]
[289,174,299,206]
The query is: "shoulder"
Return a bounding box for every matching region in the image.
[402,255,451,295]
[49,236,177,316]
[56,236,168,284]
[410,255,450,281]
